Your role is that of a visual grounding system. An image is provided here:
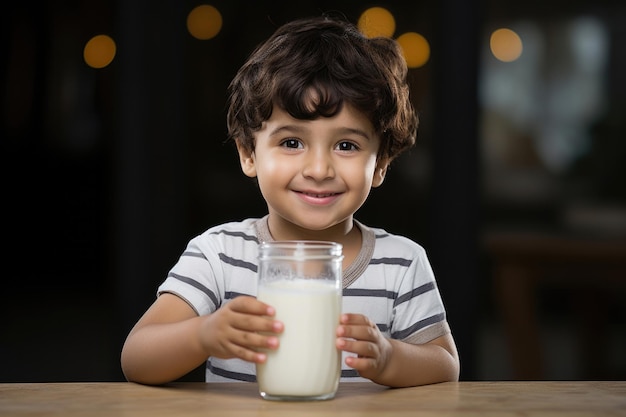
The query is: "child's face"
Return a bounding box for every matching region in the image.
[237,103,388,238]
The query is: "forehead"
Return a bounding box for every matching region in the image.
[263,103,375,134]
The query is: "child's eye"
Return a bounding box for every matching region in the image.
[337,141,358,151]
[280,138,302,149]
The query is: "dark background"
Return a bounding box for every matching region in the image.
[2,0,625,382]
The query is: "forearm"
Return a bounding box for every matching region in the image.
[121,317,208,385]
[372,336,460,388]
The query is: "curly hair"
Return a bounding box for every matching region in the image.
[227,15,418,163]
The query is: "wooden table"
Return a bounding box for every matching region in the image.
[1,381,625,416]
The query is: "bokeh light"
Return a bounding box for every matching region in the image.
[358,7,395,38]
[187,4,222,40]
[396,32,430,68]
[83,34,116,69]
[490,28,523,62]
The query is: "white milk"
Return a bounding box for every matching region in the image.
[256,278,341,399]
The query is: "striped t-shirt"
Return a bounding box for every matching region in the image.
[157,216,450,383]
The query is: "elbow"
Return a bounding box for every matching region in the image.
[121,364,168,386]
[446,350,461,382]
[120,345,156,385]
[120,350,140,384]
[120,348,180,386]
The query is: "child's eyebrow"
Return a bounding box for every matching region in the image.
[337,127,373,141]
[268,125,306,137]
[269,125,373,141]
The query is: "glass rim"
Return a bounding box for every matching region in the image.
[258,240,343,260]
[259,240,342,249]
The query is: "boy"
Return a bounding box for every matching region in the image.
[121,14,459,387]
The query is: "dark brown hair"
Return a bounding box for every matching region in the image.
[227,15,418,163]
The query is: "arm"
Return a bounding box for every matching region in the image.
[336,313,459,387]
[120,293,283,385]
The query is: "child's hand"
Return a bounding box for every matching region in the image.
[336,313,392,381]
[201,296,283,364]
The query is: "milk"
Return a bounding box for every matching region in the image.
[256,278,341,400]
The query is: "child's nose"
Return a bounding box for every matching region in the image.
[302,150,335,180]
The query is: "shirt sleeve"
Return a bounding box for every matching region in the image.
[390,239,450,345]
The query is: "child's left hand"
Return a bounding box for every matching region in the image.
[336,313,392,381]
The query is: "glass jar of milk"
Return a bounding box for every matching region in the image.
[256,241,343,401]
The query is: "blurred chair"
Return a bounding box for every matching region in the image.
[484,229,626,380]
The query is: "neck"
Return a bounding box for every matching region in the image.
[266,214,357,244]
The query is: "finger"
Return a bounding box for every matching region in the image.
[225,340,269,364]
[340,313,377,327]
[344,355,377,372]
[231,328,280,351]
[228,296,276,316]
[337,338,378,359]
[337,322,379,342]
[203,308,282,359]
[219,299,283,335]
[229,311,282,334]
[217,327,280,363]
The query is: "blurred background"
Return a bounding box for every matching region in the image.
[2,0,625,382]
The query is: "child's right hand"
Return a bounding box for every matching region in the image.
[201,295,283,363]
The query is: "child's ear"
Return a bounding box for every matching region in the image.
[372,159,388,188]
[236,141,257,178]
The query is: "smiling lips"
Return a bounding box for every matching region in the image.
[295,190,341,205]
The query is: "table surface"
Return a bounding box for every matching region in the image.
[1,381,625,416]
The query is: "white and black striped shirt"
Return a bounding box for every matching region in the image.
[158,216,450,383]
